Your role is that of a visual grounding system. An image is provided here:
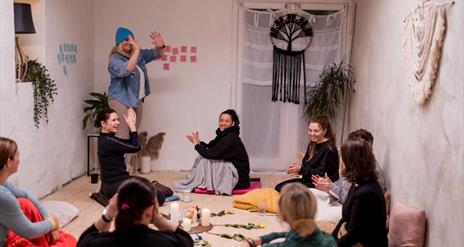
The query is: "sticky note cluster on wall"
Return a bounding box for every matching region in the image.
[57,43,78,76]
[161,45,198,71]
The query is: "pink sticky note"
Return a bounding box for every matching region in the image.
[170,56,177,62]
[190,55,197,63]
[181,46,187,53]
[190,46,197,53]
[161,55,167,61]
[163,63,170,70]
[165,45,171,52]
[180,55,187,62]
[172,48,179,55]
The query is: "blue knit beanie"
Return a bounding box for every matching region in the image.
[115,27,134,45]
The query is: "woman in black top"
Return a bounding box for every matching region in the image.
[275,115,339,192]
[94,108,165,205]
[173,109,250,195]
[332,139,388,247]
[78,177,193,247]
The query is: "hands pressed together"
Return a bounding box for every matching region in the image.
[311,173,333,192]
[124,108,137,132]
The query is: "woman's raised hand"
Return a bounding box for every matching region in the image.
[287,162,301,174]
[186,131,200,145]
[124,108,137,132]
[150,32,165,49]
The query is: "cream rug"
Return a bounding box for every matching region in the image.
[43,171,294,246]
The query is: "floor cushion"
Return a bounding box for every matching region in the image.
[388,200,426,247]
[194,179,262,195]
[41,200,79,228]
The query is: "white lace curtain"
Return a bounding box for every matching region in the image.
[240,8,344,172]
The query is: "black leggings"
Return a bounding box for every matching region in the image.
[100,177,166,205]
[274,178,314,192]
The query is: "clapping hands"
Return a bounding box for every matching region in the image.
[311,173,332,192]
[124,108,137,132]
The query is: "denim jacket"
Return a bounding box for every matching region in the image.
[108,48,159,107]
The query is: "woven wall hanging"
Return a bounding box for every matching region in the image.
[270,11,313,104]
[402,1,454,105]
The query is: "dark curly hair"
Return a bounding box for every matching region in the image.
[94,108,116,128]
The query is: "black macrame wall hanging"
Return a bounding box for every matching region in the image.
[270,13,312,104]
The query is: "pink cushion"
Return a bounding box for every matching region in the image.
[388,200,426,247]
[194,180,262,195]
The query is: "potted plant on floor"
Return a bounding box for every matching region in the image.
[304,61,355,119]
[138,132,166,173]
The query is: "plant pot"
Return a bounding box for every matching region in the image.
[141,156,151,174]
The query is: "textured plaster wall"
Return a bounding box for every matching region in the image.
[0,0,94,198]
[93,0,235,170]
[350,0,463,245]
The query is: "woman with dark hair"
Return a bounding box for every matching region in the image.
[92,107,166,206]
[173,109,250,195]
[332,139,388,247]
[78,177,193,247]
[0,137,76,246]
[274,115,339,192]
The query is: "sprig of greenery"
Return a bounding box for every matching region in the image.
[194,234,211,247]
[23,59,58,128]
[161,213,170,220]
[208,232,247,242]
[216,223,265,230]
[211,210,234,217]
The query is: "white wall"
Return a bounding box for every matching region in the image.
[0,0,94,197]
[93,0,236,170]
[350,0,463,246]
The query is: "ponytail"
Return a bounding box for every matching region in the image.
[291,218,317,237]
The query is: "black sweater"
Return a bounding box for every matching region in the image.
[195,125,250,189]
[299,140,339,183]
[98,131,140,184]
[77,224,193,247]
[333,181,388,247]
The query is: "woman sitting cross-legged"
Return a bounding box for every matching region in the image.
[332,138,388,247]
[274,115,339,192]
[241,183,337,247]
[77,176,193,247]
[173,109,250,195]
[0,137,76,247]
[93,107,166,206]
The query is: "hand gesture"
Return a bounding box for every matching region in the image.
[312,173,332,192]
[127,35,141,52]
[150,32,165,48]
[287,162,301,174]
[124,108,137,132]
[106,195,119,219]
[192,131,200,145]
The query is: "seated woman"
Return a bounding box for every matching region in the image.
[0,137,76,246]
[94,107,165,206]
[77,177,193,247]
[173,109,250,195]
[311,128,386,204]
[332,139,388,247]
[241,183,337,247]
[275,115,339,192]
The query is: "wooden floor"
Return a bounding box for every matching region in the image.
[44,171,293,246]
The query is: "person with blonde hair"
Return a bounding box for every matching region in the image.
[0,137,76,246]
[241,183,336,247]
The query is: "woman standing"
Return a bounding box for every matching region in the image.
[275,115,339,192]
[332,139,388,246]
[173,109,250,195]
[78,177,193,247]
[108,27,165,168]
[0,137,76,246]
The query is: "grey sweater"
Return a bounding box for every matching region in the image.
[0,181,52,246]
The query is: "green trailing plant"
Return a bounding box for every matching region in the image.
[82,92,109,129]
[22,59,58,128]
[304,62,355,119]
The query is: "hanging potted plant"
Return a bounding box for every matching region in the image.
[304,61,355,119]
[21,59,58,128]
[82,92,109,130]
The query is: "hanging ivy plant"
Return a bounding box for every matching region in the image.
[22,59,58,128]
